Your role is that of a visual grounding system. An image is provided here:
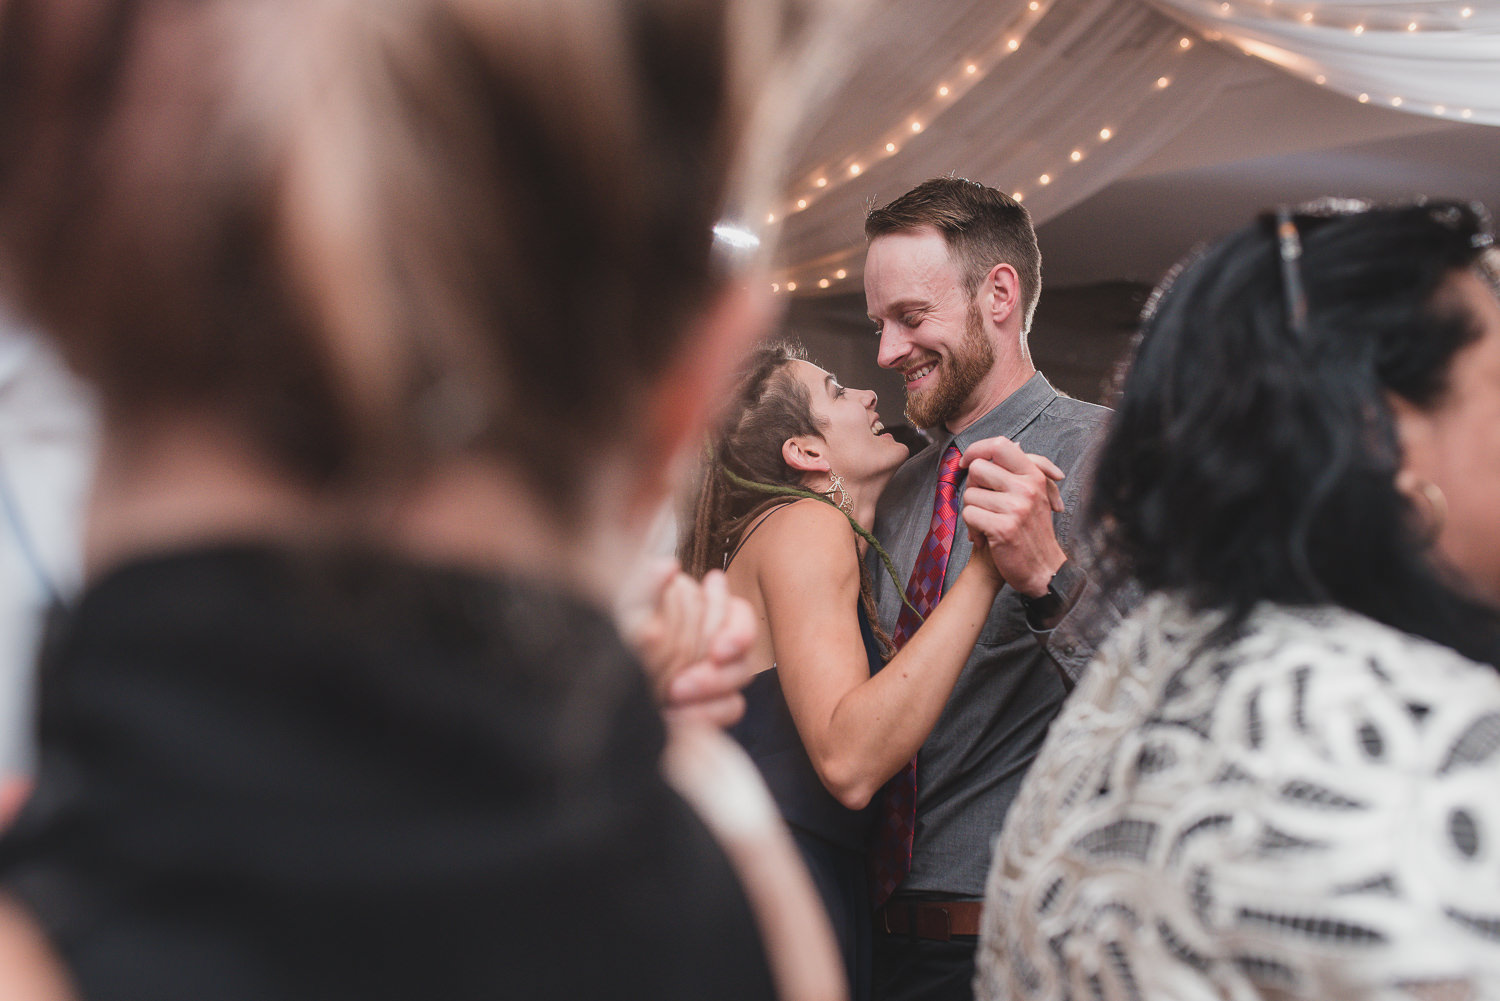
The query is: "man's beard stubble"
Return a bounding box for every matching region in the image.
[903,299,995,430]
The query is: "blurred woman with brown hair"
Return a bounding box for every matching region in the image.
[0,0,849,998]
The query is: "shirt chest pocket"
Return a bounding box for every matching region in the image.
[976,586,1031,648]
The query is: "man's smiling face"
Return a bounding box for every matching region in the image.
[865,226,994,431]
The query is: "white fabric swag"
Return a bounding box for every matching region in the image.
[1149,0,1500,126]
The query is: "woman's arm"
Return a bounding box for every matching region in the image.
[751,500,1002,810]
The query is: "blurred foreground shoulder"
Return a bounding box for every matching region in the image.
[0,896,74,1001]
[979,596,1500,1001]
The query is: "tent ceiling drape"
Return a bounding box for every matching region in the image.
[772,0,1500,297]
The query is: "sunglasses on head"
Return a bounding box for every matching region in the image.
[1270,198,1496,338]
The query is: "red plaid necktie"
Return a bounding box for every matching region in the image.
[870,443,963,907]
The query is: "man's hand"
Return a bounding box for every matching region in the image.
[959,436,1067,597]
[616,557,757,728]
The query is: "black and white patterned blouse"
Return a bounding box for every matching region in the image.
[978,594,1500,1001]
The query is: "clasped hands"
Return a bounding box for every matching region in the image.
[958,436,1068,598]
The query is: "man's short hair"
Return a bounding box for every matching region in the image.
[865,176,1042,333]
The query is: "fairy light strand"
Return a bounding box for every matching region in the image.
[773,25,1198,295]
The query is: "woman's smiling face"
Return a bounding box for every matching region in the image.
[785,359,909,492]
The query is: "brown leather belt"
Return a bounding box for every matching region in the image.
[876,900,983,941]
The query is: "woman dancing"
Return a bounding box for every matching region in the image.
[684,342,1037,999]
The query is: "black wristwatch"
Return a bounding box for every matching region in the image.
[1018,558,1084,631]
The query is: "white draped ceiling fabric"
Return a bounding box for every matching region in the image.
[1148,1,1500,125]
[772,0,1499,296]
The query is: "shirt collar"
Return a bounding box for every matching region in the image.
[933,371,1059,454]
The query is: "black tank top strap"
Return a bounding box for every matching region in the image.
[724,499,802,570]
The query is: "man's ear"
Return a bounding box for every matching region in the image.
[983,261,1020,328]
[782,436,829,475]
[632,282,776,507]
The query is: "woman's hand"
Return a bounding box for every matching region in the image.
[617,557,758,728]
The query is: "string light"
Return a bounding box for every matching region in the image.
[767,213,776,224]
[767,0,1056,228]
[779,1,1496,296]
[771,283,780,293]
[774,5,1210,293]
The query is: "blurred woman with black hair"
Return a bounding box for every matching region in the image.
[978,200,1500,1000]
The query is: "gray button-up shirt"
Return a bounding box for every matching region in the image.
[871,372,1115,899]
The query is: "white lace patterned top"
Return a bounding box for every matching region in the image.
[977,594,1500,1001]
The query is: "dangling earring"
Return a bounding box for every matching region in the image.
[824,472,853,515]
[1397,470,1447,543]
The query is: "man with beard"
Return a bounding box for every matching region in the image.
[862,177,1117,1001]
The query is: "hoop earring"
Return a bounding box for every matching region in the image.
[1397,470,1447,543]
[824,472,853,515]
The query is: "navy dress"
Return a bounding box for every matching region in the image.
[729,603,882,1001]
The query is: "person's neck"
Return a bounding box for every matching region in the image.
[944,346,1036,437]
[85,417,330,579]
[391,457,647,611]
[85,419,649,613]
[810,472,889,550]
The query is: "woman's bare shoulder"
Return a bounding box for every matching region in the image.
[746,498,853,547]
[743,499,859,578]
